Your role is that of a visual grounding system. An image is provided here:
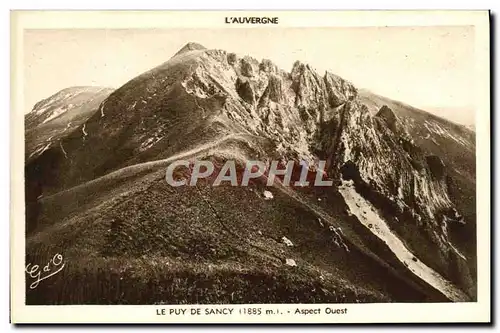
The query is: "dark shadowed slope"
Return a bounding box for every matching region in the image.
[25,43,476,304]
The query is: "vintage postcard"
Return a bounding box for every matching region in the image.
[10,10,490,324]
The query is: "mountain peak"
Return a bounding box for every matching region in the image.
[173,42,207,57]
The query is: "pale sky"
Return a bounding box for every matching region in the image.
[24,27,475,125]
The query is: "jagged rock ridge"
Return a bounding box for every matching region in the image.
[25,86,114,161]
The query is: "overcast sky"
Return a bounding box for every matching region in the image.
[24,26,475,125]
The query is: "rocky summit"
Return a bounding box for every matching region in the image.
[25,42,476,304]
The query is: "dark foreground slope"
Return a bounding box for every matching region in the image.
[25,43,476,304]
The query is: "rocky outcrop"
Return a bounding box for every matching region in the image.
[324,71,357,108]
[240,56,257,77]
[426,155,446,181]
[227,52,238,66]
[291,61,328,113]
[258,74,285,105]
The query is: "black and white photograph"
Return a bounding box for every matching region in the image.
[10,10,490,324]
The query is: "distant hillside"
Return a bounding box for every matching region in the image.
[24,43,476,305]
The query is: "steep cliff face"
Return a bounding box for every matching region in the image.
[25,86,114,162]
[25,43,475,304]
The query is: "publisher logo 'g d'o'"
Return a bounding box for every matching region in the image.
[165,160,333,187]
